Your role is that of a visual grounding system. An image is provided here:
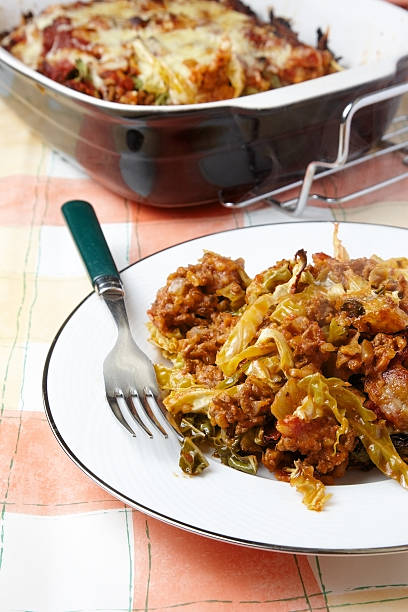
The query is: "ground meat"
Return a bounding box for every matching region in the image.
[189,363,224,387]
[209,375,275,432]
[209,391,244,429]
[190,44,236,102]
[148,251,247,334]
[349,258,378,279]
[180,312,238,363]
[311,253,378,285]
[262,447,291,472]
[287,321,334,369]
[334,331,407,378]
[179,311,239,387]
[363,333,407,376]
[365,364,408,430]
[305,295,334,325]
[276,415,356,475]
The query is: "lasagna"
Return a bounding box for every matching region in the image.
[147,231,408,510]
[1,0,338,105]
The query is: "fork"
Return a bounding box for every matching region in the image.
[62,199,181,440]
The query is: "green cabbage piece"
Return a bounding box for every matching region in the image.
[179,437,209,475]
[164,387,217,415]
[147,322,180,358]
[327,318,348,344]
[327,380,408,488]
[216,252,307,376]
[270,250,308,303]
[154,363,196,390]
[246,355,282,381]
[212,431,258,475]
[256,328,294,376]
[271,295,306,324]
[239,427,265,452]
[180,415,214,440]
[228,453,258,474]
[217,342,278,377]
[343,269,370,293]
[271,377,304,420]
[333,224,350,261]
[246,263,291,304]
[216,293,276,376]
[271,373,349,455]
[75,58,90,81]
[216,362,251,389]
[216,282,246,311]
[217,325,294,379]
[295,373,349,453]
[289,460,331,511]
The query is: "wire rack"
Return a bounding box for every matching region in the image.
[220,81,408,216]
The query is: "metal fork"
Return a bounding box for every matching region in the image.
[62,199,181,440]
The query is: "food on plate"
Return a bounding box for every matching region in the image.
[147,228,408,511]
[1,0,339,105]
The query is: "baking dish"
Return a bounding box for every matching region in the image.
[0,0,407,208]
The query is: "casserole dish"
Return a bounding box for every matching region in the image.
[0,0,408,208]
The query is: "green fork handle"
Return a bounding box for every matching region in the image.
[61,199,123,294]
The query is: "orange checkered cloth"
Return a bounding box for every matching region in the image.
[2,96,408,611]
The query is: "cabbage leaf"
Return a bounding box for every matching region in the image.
[289,460,331,511]
[164,387,217,415]
[271,377,304,420]
[216,293,276,375]
[271,295,306,324]
[328,380,408,488]
[179,437,209,475]
[246,263,291,304]
[154,363,196,390]
[246,355,281,381]
[256,328,294,376]
[295,373,349,452]
[217,251,307,376]
[147,322,180,358]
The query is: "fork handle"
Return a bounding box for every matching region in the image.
[61,200,123,295]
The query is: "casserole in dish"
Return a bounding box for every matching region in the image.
[0,0,407,207]
[1,0,339,105]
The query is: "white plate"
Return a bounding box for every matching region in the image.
[43,221,408,555]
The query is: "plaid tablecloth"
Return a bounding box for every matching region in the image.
[2,92,408,612]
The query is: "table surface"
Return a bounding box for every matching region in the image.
[1,89,408,612]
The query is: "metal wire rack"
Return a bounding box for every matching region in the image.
[220,81,408,216]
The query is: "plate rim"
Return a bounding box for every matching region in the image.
[42,219,408,556]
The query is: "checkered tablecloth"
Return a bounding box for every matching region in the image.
[2,91,408,612]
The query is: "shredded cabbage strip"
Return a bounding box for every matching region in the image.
[289,460,332,511]
[216,293,275,375]
[328,381,408,488]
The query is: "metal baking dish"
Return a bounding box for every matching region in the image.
[1,0,408,207]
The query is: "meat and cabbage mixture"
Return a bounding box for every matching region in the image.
[147,233,408,510]
[1,0,339,105]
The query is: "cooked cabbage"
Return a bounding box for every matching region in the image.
[148,237,408,511]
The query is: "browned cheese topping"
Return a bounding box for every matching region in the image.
[2,0,339,105]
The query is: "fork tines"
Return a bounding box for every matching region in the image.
[106,387,178,439]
